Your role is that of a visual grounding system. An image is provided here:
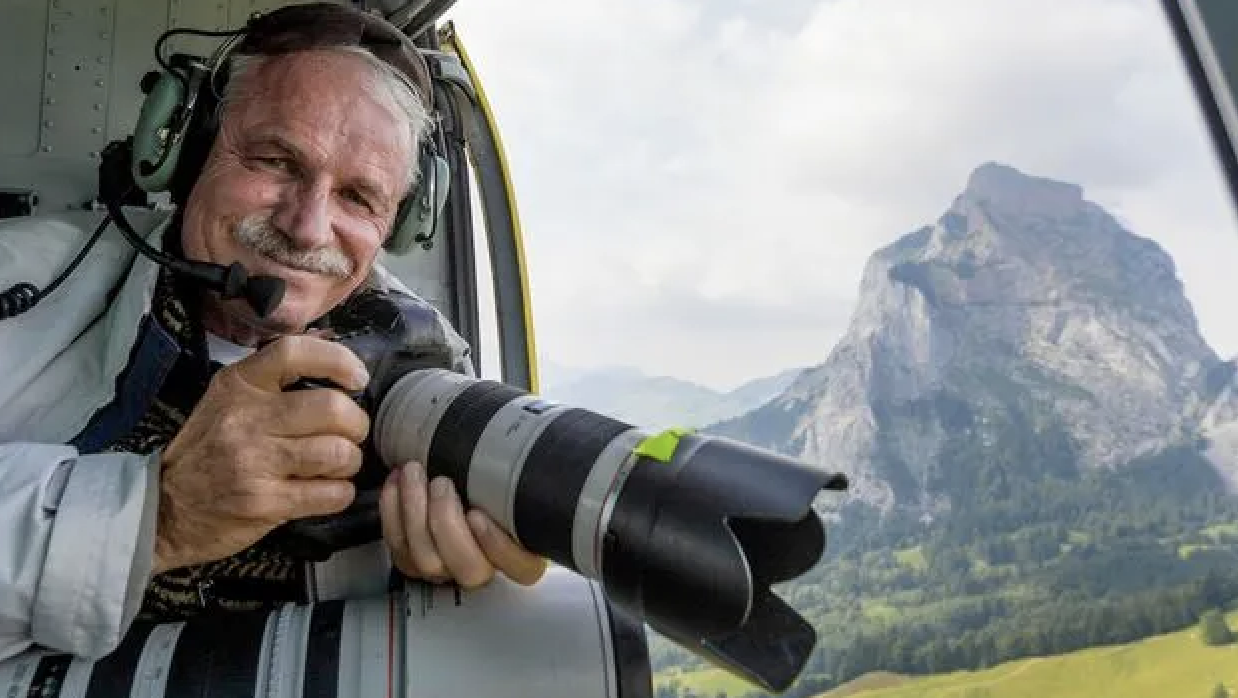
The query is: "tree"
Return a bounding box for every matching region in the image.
[1199,610,1234,646]
[1211,682,1229,698]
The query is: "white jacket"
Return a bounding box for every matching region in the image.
[0,207,473,661]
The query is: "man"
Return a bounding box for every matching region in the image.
[0,3,544,662]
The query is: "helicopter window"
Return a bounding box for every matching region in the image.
[449,1,1238,696]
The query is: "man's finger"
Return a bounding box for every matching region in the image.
[426,476,493,589]
[235,334,370,393]
[272,388,370,442]
[380,468,418,577]
[468,510,548,586]
[399,463,448,581]
[279,434,364,479]
[281,478,356,521]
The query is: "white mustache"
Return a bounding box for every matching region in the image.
[231,215,354,278]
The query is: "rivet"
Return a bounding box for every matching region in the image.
[99,31,108,39]
[88,151,99,159]
[95,79,104,87]
[47,48,55,56]
[97,56,106,64]
[42,145,52,153]
[43,120,53,128]
[91,127,101,134]
[47,72,55,80]
[93,103,103,111]
[45,97,55,105]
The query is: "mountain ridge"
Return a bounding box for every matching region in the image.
[535,358,806,430]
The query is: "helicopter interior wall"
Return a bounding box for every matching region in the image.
[0,0,457,321]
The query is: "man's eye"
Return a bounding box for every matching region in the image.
[343,190,374,212]
[253,156,292,172]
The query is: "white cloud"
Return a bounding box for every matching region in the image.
[446,0,1238,391]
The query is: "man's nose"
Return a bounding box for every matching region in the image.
[272,180,334,249]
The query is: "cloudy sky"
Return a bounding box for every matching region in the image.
[443,0,1238,391]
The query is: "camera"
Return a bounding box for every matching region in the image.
[273,289,850,693]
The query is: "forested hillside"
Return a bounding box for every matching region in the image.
[650,431,1238,697]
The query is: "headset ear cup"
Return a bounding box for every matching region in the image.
[385,149,450,255]
[168,86,222,207]
[387,195,418,254]
[131,71,187,193]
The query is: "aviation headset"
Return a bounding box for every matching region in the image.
[130,2,450,255]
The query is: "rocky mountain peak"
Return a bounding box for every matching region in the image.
[869,163,1199,352]
[960,162,1084,221]
[710,162,1223,516]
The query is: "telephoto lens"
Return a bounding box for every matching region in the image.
[0,568,650,698]
[373,368,849,693]
[270,290,849,693]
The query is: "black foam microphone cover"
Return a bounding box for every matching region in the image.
[245,274,286,319]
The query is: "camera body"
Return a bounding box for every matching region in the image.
[264,287,464,560]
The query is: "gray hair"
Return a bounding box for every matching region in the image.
[217,45,432,192]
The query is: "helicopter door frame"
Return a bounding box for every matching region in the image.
[1161,0,1238,216]
[431,22,540,393]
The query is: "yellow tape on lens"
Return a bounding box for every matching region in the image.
[633,426,694,463]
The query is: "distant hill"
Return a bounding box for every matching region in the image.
[534,359,805,429]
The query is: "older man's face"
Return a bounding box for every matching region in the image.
[180,48,414,339]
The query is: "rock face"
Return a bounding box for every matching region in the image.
[709,162,1227,515]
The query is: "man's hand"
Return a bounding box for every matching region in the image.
[153,335,372,574]
[379,460,548,589]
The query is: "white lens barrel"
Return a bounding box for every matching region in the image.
[0,568,650,697]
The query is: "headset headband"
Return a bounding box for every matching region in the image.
[225,3,434,110]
